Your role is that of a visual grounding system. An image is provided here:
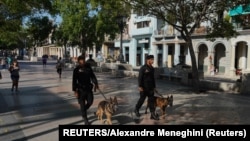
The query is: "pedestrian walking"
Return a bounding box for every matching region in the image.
[134,55,159,120]
[86,54,97,67]
[1,57,7,70]
[56,57,63,78]
[42,56,47,68]
[8,59,20,93]
[7,56,12,68]
[72,55,99,125]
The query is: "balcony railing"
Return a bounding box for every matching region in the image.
[154,26,209,37]
[154,29,174,36]
[130,27,153,36]
[115,33,131,41]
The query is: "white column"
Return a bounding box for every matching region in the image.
[73,47,76,57]
[101,44,105,58]
[77,48,80,57]
[130,38,137,67]
[73,48,76,57]
[230,45,236,69]
[61,47,63,58]
[247,42,250,71]
[69,47,72,57]
[163,44,169,67]
[40,48,43,57]
[151,44,158,67]
[242,44,247,69]
[93,45,96,59]
[58,48,60,58]
[174,43,180,65]
[37,48,40,57]
[87,47,90,55]
[44,47,47,56]
[70,47,73,57]
[37,48,39,57]
[230,44,236,76]
[39,47,42,57]
[195,52,199,68]
[186,47,192,66]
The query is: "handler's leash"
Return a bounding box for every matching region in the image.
[155,90,164,98]
[97,88,108,101]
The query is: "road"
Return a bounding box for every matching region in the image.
[0,60,250,140]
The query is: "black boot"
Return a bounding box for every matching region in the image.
[83,116,90,125]
[134,108,140,117]
[150,112,159,120]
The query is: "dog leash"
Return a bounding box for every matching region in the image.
[97,88,108,101]
[155,90,164,98]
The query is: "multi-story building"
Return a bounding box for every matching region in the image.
[115,5,250,77]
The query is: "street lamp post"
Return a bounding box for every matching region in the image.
[116,15,127,63]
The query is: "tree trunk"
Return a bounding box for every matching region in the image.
[186,37,200,93]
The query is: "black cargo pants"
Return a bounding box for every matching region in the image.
[77,85,93,118]
[135,88,155,113]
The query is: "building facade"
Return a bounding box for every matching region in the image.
[114,7,250,77]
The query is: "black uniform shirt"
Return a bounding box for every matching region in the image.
[72,63,98,91]
[138,64,156,90]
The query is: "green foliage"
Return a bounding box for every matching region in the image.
[0,0,54,49]
[54,0,131,53]
[26,16,54,46]
[51,25,67,47]
[206,20,240,41]
[224,14,231,22]
[54,0,97,52]
[91,0,131,40]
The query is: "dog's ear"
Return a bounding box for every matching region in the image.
[114,96,118,105]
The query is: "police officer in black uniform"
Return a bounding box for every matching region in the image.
[134,55,159,120]
[72,55,99,125]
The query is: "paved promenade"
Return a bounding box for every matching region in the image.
[0,60,250,140]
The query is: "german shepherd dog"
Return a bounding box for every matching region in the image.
[95,96,118,125]
[145,95,173,119]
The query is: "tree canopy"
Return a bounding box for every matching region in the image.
[53,0,131,54]
[0,0,55,49]
[26,16,55,47]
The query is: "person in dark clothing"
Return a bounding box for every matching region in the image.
[56,57,63,78]
[42,56,47,68]
[72,55,99,125]
[134,55,159,120]
[9,59,20,93]
[86,54,97,67]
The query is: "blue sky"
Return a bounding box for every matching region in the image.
[23,12,62,26]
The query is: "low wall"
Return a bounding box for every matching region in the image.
[30,56,38,62]
[100,64,243,93]
[199,80,240,92]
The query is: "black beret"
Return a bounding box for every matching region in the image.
[146,55,154,60]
